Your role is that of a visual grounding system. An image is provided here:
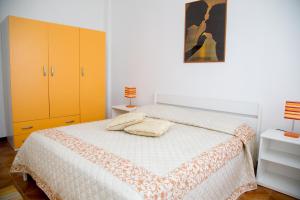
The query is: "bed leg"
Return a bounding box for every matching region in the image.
[22,173,28,181]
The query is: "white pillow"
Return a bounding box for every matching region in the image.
[135,104,255,135]
[124,118,174,137]
[106,112,146,131]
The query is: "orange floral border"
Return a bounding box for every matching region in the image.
[11,124,256,200]
[165,132,251,199]
[11,166,257,200]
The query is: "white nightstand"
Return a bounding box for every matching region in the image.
[256,129,300,199]
[111,105,137,118]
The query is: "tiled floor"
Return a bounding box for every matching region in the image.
[0,139,297,200]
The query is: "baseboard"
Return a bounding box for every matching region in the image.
[0,137,7,143]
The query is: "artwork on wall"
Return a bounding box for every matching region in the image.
[184,0,227,63]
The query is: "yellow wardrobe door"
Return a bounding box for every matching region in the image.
[49,24,80,118]
[80,29,106,122]
[9,16,49,122]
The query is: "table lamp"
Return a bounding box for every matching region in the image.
[284,101,300,138]
[125,87,136,108]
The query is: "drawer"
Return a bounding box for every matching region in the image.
[14,133,31,149]
[13,119,49,136]
[49,115,80,128]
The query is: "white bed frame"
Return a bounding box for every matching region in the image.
[154,93,262,135]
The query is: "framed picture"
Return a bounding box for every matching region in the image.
[184,0,227,63]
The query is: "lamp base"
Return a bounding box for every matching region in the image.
[284,131,300,138]
[126,105,136,108]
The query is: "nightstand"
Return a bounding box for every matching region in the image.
[256,129,300,199]
[111,105,137,118]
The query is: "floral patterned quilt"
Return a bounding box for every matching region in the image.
[11,119,257,200]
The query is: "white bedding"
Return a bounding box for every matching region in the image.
[11,105,257,200]
[48,121,233,176]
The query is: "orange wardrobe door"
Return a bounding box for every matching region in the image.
[49,24,80,118]
[9,16,49,122]
[80,29,106,122]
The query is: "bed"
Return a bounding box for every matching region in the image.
[11,93,261,200]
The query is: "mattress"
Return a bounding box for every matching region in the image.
[11,118,257,200]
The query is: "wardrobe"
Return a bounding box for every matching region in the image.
[1,16,106,149]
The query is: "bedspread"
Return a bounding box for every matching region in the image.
[11,120,256,200]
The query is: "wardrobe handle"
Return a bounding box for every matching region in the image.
[51,66,55,76]
[65,120,75,124]
[43,66,47,76]
[81,67,85,77]
[21,126,33,130]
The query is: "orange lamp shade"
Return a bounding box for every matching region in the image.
[124,87,136,99]
[284,101,300,120]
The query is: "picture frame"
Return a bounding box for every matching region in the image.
[184,0,227,63]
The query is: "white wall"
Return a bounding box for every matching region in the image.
[111,0,300,132]
[0,0,110,137]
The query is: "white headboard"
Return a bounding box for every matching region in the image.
[154,93,262,134]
